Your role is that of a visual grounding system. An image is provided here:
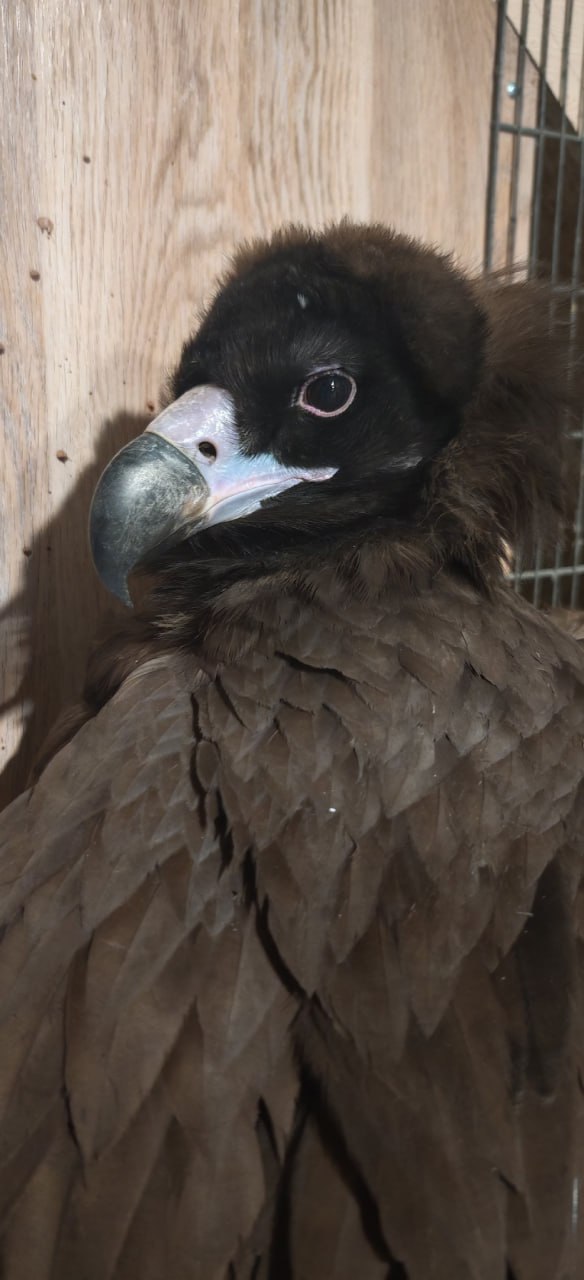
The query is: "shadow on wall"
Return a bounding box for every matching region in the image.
[534,88,584,609]
[536,89,584,283]
[0,411,149,810]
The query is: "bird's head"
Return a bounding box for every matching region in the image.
[91,223,575,633]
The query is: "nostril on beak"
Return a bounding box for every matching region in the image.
[197,441,217,462]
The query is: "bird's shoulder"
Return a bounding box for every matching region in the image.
[184,577,584,1007]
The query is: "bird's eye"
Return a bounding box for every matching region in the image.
[297,370,357,418]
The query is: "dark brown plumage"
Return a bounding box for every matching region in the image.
[2,222,584,1279]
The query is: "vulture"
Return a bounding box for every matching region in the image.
[2,221,584,1280]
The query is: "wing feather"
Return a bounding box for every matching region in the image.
[1,580,584,1275]
[0,664,298,1276]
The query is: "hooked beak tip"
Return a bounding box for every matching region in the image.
[89,432,209,604]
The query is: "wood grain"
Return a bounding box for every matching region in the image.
[0,0,496,806]
[370,0,495,271]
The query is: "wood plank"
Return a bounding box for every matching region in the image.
[370,0,495,270]
[0,0,496,805]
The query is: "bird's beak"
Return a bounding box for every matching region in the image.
[90,385,336,604]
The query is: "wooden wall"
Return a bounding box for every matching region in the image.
[0,0,496,806]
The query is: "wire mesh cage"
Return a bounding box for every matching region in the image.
[485,0,584,608]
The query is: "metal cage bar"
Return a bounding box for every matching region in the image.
[485,0,584,608]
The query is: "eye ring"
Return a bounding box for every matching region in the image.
[297,369,357,418]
